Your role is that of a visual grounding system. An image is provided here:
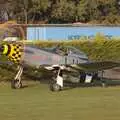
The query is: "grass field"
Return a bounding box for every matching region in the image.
[0,82,120,120]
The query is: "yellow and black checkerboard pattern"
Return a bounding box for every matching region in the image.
[2,43,24,64]
[8,44,23,63]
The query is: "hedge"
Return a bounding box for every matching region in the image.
[28,39,120,62]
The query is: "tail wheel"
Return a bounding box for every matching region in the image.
[11,80,22,89]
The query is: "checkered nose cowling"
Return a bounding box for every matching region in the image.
[2,43,24,64]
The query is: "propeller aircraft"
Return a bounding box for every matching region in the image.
[0,39,119,91]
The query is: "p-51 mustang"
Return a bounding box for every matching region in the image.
[0,41,119,91]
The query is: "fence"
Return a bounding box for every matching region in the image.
[26,24,120,41]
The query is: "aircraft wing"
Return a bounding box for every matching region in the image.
[70,61,120,72]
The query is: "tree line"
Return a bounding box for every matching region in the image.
[0,0,120,24]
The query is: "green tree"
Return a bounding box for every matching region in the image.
[76,0,104,22]
[30,0,51,23]
[76,0,120,24]
[50,0,76,23]
[6,0,33,24]
[1,0,120,24]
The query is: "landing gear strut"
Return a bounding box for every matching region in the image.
[11,65,23,89]
[50,68,63,91]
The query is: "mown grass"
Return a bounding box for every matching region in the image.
[0,83,120,120]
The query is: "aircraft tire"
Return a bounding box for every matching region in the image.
[49,80,55,91]
[11,80,22,89]
[101,81,107,88]
[50,83,61,92]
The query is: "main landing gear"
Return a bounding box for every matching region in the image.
[50,68,64,91]
[11,65,23,89]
